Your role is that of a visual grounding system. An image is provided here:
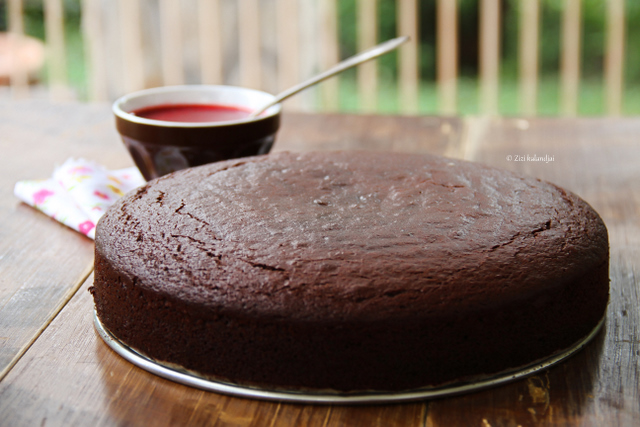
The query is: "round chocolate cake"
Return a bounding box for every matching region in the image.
[91,151,609,393]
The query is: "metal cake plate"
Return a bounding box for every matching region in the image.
[93,310,604,404]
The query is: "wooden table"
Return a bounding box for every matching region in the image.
[0,100,638,426]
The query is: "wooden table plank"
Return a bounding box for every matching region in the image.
[1,106,639,426]
[426,117,640,426]
[0,101,134,380]
[0,108,461,427]
[0,273,427,426]
[275,112,464,156]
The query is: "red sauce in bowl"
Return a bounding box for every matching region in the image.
[133,103,252,123]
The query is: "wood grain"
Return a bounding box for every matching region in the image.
[426,117,640,426]
[0,108,461,427]
[275,112,464,156]
[0,274,427,427]
[1,104,639,426]
[0,101,133,380]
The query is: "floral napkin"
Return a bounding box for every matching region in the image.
[14,158,145,239]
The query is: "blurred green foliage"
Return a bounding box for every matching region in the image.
[337,0,640,83]
[335,0,640,114]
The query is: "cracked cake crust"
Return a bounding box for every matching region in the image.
[91,151,609,392]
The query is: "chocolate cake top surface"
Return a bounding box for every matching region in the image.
[96,151,608,321]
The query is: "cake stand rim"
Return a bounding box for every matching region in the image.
[92,310,605,405]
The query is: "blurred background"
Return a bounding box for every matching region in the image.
[0,0,638,116]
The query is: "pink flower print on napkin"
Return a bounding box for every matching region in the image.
[106,184,124,197]
[78,220,95,236]
[69,166,93,175]
[14,158,145,240]
[94,190,111,200]
[108,175,122,185]
[33,189,55,205]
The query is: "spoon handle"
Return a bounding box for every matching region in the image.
[250,36,410,118]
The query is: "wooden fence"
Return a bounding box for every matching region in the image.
[2,0,629,116]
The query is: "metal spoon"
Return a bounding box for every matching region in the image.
[249,36,410,118]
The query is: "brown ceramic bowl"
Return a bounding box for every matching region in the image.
[113,85,281,181]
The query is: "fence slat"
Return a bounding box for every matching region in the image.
[479,0,501,115]
[44,0,70,101]
[7,0,28,98]
[397,0,419,114]
[118,0,145,94]
[5,0,632,115]
[519,0,539,116]
[238,0,262,90]
[357,0,377,112]
[320,0,339,111]
[297,0,320,111]
[437,0,458,115]
[605,0,625,116]
[198,0,223,85]
[81,0,107,101]
[159,0,184,86]
[277,0,300,109]
[560,0,581,116]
